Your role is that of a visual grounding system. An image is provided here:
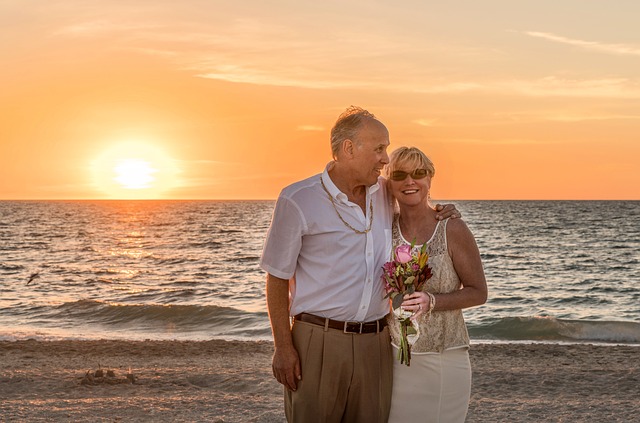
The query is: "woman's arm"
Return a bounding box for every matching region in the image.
[402,218,487,315]
[436,218,488,311]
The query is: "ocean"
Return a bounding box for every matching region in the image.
[1,200,639,345]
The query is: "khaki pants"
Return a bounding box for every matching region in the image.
[285,320,393,423]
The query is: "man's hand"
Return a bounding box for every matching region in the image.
[434,203,461,221]
[266,274,301,391]
[272,344,302,391]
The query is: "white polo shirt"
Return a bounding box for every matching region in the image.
[260,165,393,322]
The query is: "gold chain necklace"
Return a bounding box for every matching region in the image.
[320,175,373,234]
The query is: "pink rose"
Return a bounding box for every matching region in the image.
[395,245,412,264]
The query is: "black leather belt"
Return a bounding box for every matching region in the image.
[294,312,387,334]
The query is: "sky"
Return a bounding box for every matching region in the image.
[1,0,639,200]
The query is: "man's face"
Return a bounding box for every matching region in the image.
[351,119,390,186]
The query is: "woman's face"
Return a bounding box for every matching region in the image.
[388,166,431,207]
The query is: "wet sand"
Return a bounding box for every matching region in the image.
[1,340,638,422]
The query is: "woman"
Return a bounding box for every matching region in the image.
[385,147,488,423]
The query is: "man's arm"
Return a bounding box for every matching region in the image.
[266,273,301,391]
[434,203,461,220]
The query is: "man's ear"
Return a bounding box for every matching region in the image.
[342,139,354,158]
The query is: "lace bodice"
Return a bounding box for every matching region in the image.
[387,215,470,353]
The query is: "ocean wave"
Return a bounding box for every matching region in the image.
[1,263,25,271]
[151,256,196,265]
[42,300,271,337]
[230,256,260,263]
[188,241,222,249]
[469,316,640,344]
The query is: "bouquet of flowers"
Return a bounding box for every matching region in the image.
[382,242,433,366]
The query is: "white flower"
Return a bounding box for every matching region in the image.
[393,307,414,320]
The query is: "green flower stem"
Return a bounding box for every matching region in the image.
[398,318,412,366]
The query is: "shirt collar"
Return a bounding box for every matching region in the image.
[321,163,381,204]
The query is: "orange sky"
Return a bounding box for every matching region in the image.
[1,1,639,200]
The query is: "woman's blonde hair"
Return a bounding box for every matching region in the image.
[385,146,435,179]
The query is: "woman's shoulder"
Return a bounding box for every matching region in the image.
[444,215,467,229]
[442,217,480,255]
[443,217,473,240]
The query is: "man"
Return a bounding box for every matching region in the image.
[260,106,457,422]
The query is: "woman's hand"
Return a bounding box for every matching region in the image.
[401,292,431,318]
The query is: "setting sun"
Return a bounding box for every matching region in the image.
[91,142,180,199]
[113,159,157,189]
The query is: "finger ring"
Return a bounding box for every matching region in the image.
[418,304,422,311]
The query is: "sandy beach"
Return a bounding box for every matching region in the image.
[1,340,638,422]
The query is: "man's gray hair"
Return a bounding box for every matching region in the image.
[330,106,377,158]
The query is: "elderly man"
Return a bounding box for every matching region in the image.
[260,106,457,422]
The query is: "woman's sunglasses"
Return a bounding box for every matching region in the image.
[390,168,429,181]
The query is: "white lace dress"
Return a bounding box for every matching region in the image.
[387,215,472,423]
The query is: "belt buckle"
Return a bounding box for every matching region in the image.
[343,321,363,334]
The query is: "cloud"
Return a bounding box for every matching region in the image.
[412,76,640,99]
[545,114,640,122]
[54,20,159,36]
[49,15,640,98]
[412,119,437,127]
[51,9,499,92]
[176,159,243,166]
[447,137,553,146]
[494,111,640,123]
[297,125,324,131]
[523,31,640,56]
[506,76,639,98]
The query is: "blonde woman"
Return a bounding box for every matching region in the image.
[385,147,488,423]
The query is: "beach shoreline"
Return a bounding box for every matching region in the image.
[1,340,638,422]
